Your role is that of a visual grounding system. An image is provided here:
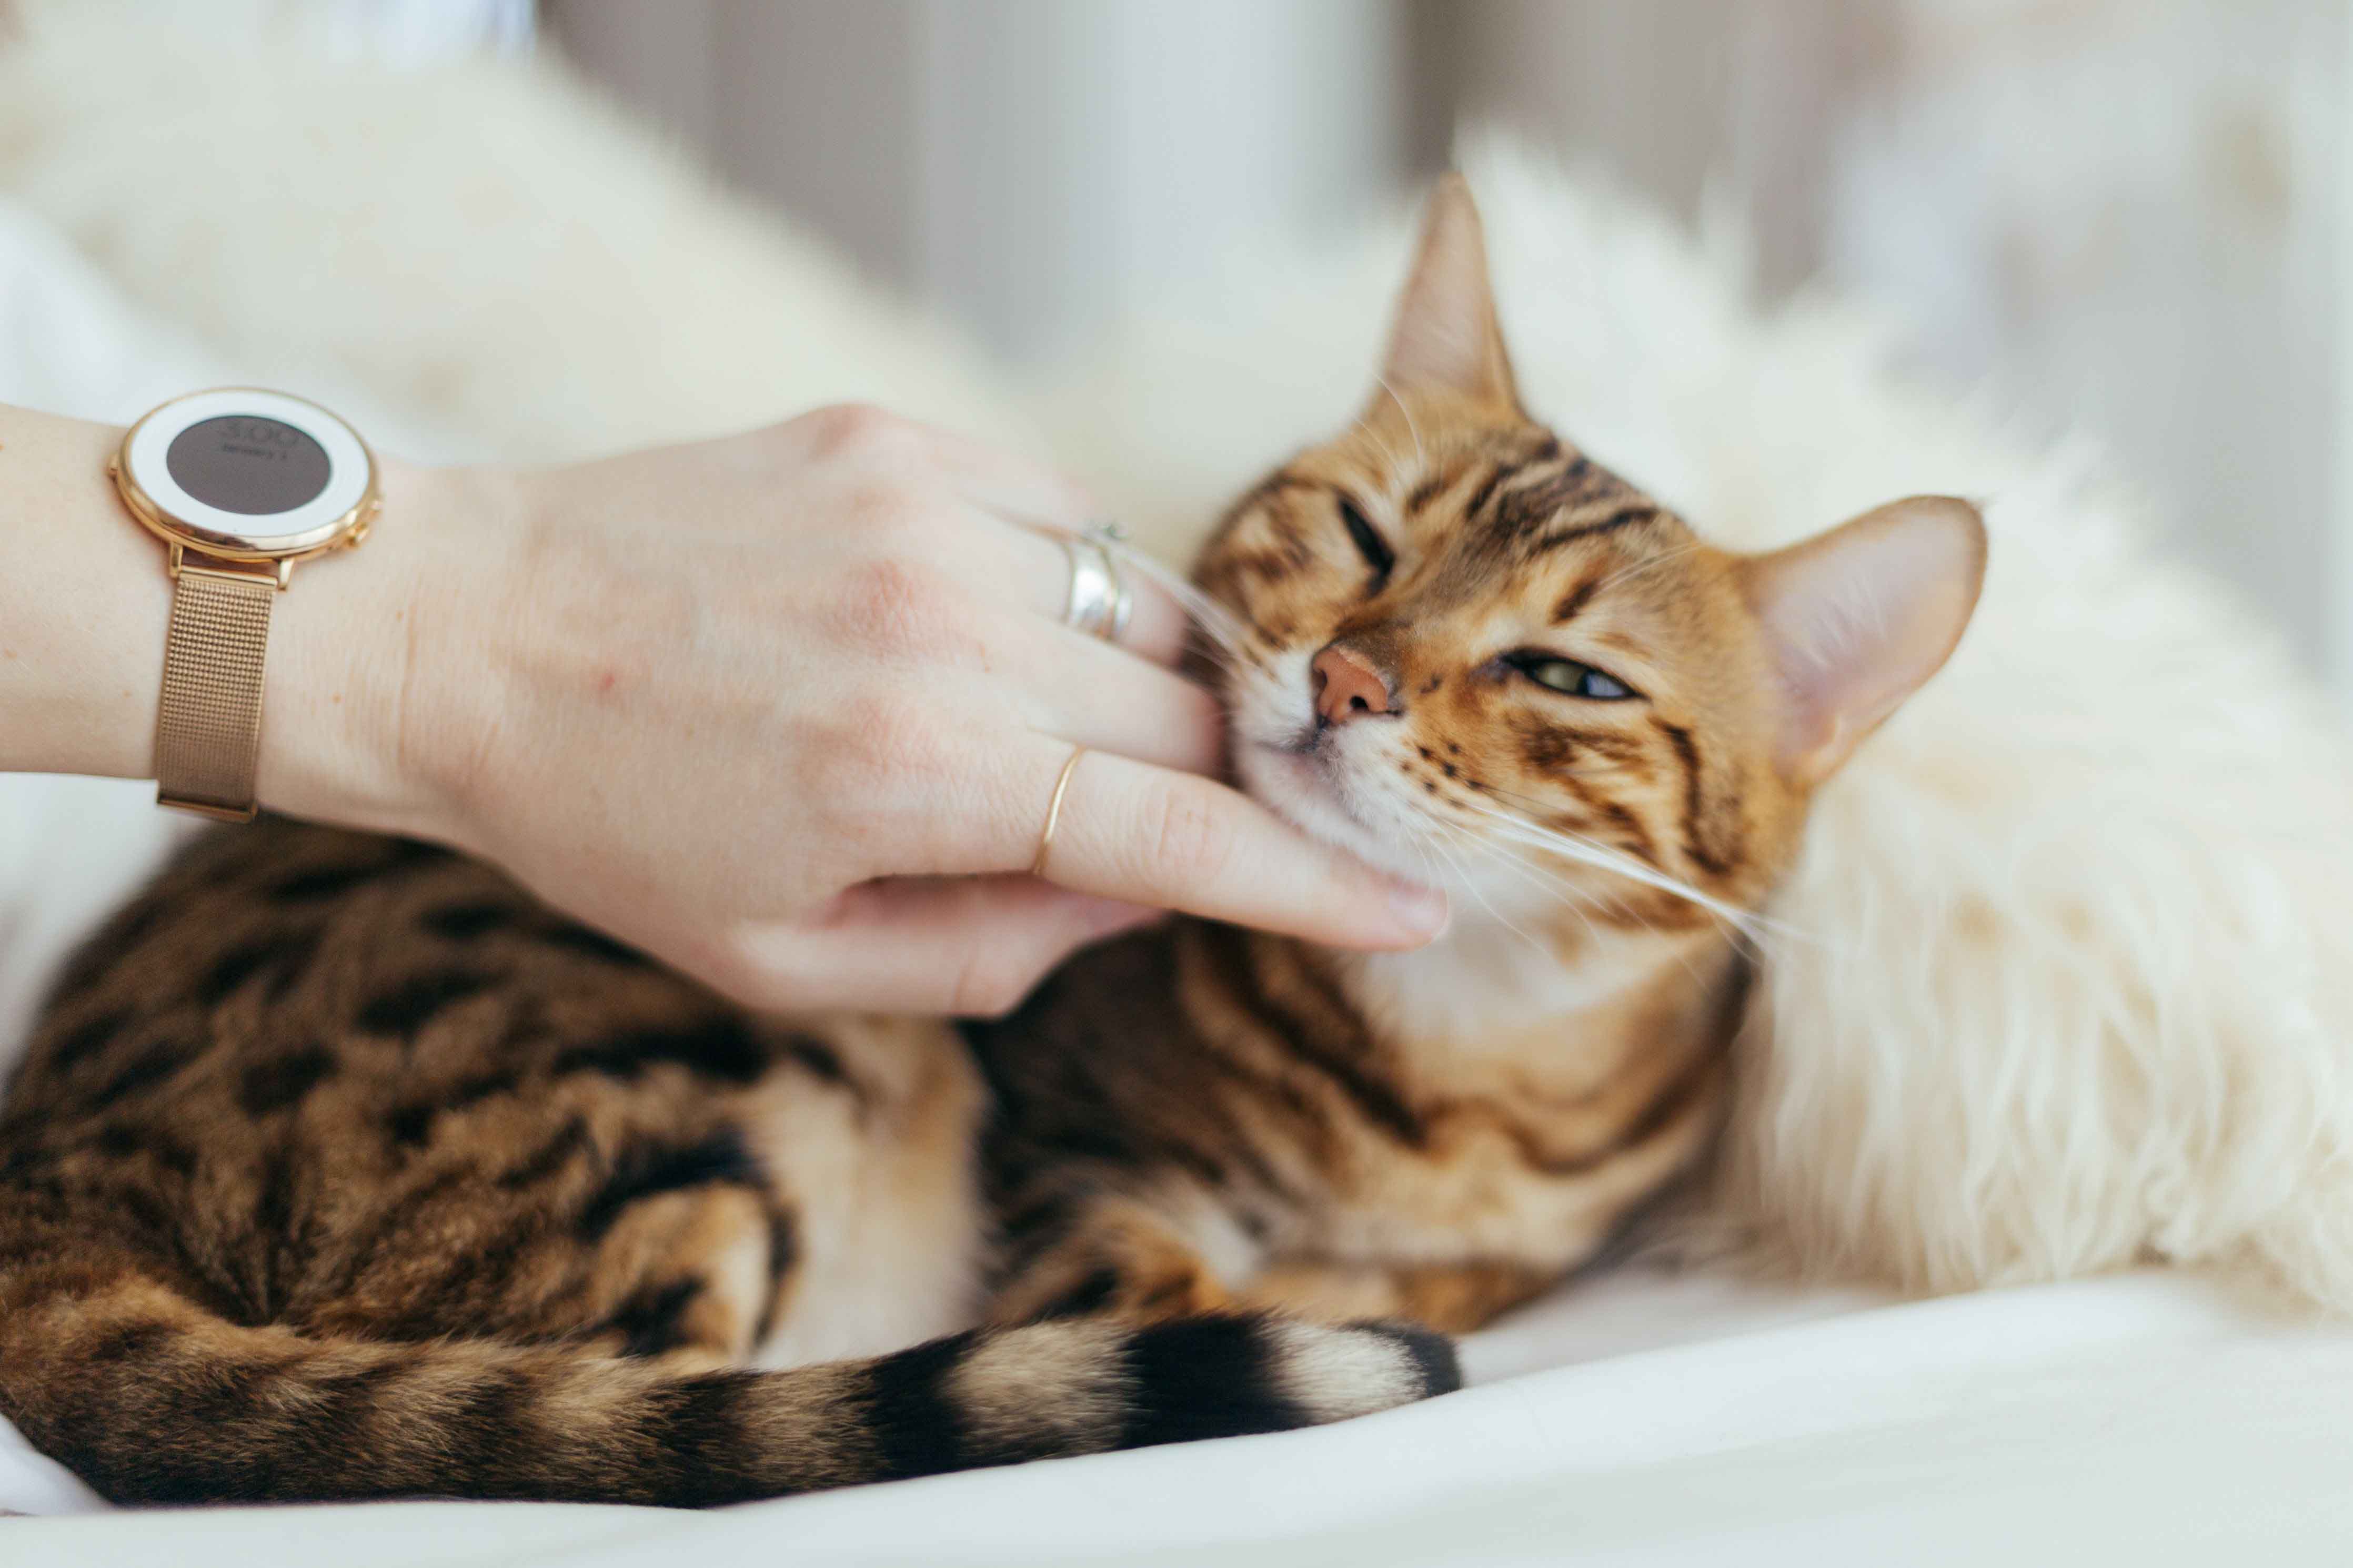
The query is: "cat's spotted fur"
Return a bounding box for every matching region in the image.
[0,180,1982,1506]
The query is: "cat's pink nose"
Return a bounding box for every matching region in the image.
[1312,644,1397,726]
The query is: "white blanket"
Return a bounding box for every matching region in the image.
[7,190,2353,1566]
[7,1269,2352,1564]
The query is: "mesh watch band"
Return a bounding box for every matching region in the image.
[155,563,277,821]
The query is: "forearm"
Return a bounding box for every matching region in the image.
[0,399,485,839]
[0,405,170,781]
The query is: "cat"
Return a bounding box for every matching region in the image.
[0,177,1983,1508]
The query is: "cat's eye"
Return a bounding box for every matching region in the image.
[1510,653,1639,701]
[1338,496,1395,595]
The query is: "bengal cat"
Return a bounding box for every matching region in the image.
[0,178,1984,1508]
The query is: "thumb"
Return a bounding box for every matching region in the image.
[720,874,1161,1016]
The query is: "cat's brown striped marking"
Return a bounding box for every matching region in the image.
[1455,461,1513,526]
[1552,576,1603,624]
[1405,468,1461,514]
[1651,718,1743,882]
[1593,801,1663,869]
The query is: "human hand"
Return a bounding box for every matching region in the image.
[267,406,1446,1014]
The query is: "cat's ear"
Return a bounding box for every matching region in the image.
[1738,495,1987,787]
[1372,174,1522,414]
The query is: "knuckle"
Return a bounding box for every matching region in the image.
[1140,776,1237,893]
[836,553,970,658]
[799,402,912,463]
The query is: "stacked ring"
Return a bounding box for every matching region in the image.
[1059,525,1133,643]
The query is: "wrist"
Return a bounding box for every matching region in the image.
[258,454,524,845]
[0,411,170,781]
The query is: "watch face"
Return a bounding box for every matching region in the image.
[165,416,333,517]
[118,389,376,558]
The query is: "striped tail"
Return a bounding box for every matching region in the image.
[0,1259,1457,1506]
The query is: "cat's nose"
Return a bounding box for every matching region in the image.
[1312,643,1399,726]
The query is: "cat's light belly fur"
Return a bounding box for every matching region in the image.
[748,1018,990,1369]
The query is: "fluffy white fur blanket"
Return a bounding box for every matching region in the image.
[9,7,2353,1311]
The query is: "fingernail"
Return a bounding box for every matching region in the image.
[1384,878,1449,941]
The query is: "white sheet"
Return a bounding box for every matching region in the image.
[8,1269,2353,1565]
[8,197,2353,1566]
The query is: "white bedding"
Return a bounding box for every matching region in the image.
[8,191,2353,1566]
[8,1269,2353,1565]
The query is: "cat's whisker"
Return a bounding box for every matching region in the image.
[1180,640,1249,681]
[991,508,1250,661]
[1366,374,1425,467]
[1421,821,1549,957]
[1413,801,1574,906]
[1400,812,1444,893]
[1425,816,1591,958]
[1095,536,1251,659]
[1453,786,1728,939]
[1406,825,1482,943]
[1440,818,1627,943]
[1349,421,1422,499]
[1456,797,1808,948]
[1477,808,1760,930]
[1419,808,1731,1038]
[1492,833,1693,988]
[1590,540,1705,597]
[1445,826,1595,908]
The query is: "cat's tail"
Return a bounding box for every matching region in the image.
[0,1249,1457,1506]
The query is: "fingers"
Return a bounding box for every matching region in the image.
[969,740,1449,950]
[721,875,1161,1016]
[987,626,1225,776]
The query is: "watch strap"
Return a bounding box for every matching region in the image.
[155,563,276,821]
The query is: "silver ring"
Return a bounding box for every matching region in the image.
[1083,523,1133,643]
[1059,535,1115,639]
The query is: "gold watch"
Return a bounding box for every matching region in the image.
[108,389,380,822]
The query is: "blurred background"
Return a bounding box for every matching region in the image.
[537,0,2349,693]
[25,0,2352,692]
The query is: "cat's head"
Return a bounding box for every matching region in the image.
[1198,177,1985,936]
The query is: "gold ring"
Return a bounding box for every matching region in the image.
[1032,746,1085,877]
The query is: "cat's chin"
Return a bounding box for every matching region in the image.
[1238,741,1437,889]
[1239,739,1569,932]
